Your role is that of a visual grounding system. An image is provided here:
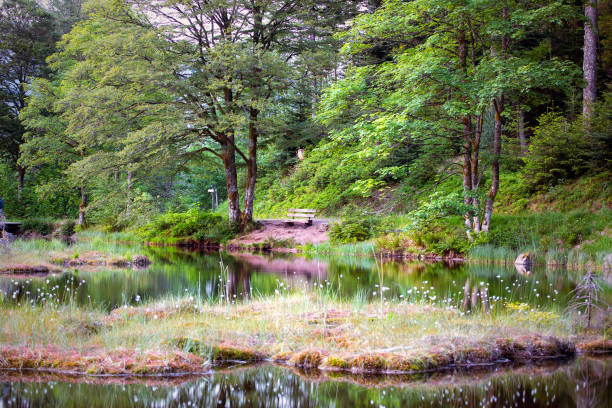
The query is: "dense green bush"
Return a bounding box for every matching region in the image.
[521,113,590,191]
[20,218,55,235]
[60,220,76,236]
[136,208,234,243]
[329,217,389,244]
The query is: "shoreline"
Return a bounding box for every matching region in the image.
[0,338,610,379]
[1,355,609,388]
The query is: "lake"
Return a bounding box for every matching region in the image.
[2,246,607,311]
[1,356,610,407]
[1,243,611,407]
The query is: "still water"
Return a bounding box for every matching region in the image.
[1,246,610,311]
[1,357,610,407]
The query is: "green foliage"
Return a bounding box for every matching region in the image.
[521,113,590,191]
[136,208,234,244]
[329,217,388,244]
[0,0,59,167]
[21,217,54,236]
[590,86,612,168]
[408,192,473,228]
[60,220,76,236]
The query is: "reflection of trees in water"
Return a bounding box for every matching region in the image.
[2,358,610,407]
[570,358,611,408]
[461,278,490,312]
[226,262,251,300]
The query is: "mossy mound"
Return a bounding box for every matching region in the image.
[577,339,612,355]
[288,350,325,368]
[176,339,267,363]
[0,346,206,375]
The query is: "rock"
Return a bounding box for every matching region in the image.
[514,252,534,276]
[132,255,151,268]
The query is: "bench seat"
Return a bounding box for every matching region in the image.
[286,209,316,225]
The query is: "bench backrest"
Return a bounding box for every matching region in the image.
[287,209,316,219]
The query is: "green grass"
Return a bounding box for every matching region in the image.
[308,210,611,264]
[0,290,580,363]
[0,233,144,269]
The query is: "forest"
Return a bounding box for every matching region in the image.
[0,1,611,405]
[1,0,611,261]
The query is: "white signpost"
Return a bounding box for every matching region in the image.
[208,186,218,210]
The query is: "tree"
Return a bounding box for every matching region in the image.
[319,0,579,234]
[47,0,84,34]
[583,0,598,120]
[31,0,358,228]
[0,0,58,202]
[20,73,89,224]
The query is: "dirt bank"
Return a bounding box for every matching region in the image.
[0,265,60,276]
[229,220,330,249]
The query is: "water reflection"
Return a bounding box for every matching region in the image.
[1,357,610,407]
[0,247,610,311]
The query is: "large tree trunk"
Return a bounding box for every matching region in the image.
[583,0,598,121]
[220,87,241,226]
[483,102,502,232]
[458,28,474,233]
[78,187,87,226]
[17,165,25,203]
[222,139,241,226]
[482,2,507,232]
[241,108,258,227]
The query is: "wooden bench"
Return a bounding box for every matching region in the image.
[286,209,316,225]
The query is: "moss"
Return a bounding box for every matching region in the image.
[577,339,612,355]
[323,356,349,369]
[289,350,324,368]
[176,339,266,362]
[428,351,453,368]
[211,344,266,362]
[133,365,149,375]
[85,365,102,375]
[347,354,387,371]
[176,337,203,353]
[271,351,293,362]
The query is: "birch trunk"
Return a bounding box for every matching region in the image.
[78,187,87,226]
[241,108,258,227]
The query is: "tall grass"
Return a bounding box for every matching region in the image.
[300,241,375,257]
